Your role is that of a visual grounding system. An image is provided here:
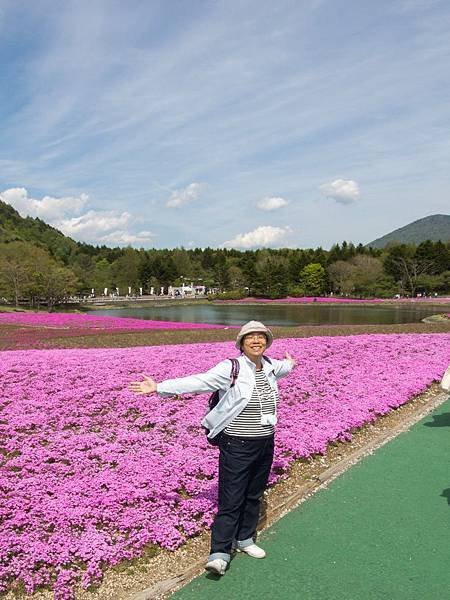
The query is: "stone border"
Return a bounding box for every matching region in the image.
[422,314,450,323]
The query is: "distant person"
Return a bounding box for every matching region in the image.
[442,365,450,392]
[129,321,296,576]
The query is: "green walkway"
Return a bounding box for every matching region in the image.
[174,397,450,600]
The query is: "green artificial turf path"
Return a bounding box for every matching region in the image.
[174,397,450,600]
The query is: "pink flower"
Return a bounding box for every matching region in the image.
[1,332,449,596]
[0,312,229,330]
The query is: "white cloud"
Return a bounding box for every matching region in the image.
[56,210,134,236]
[166,182,206,208]
[0,185,155,246]
[223,225,292,249]
[319,179,361,205]
[256,196,288,211]
[98,230,155,246]
[0,187,88,219]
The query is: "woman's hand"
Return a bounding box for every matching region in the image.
[284,351,297,368]
[129,374,158,395]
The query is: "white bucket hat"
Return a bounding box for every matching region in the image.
[235,320,274,350]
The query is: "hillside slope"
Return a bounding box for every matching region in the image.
[0,199,79,260]
[367,214,450,248]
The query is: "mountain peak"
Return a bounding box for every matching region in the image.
[367,214,450,248]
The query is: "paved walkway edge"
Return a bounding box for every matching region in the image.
[130,390,450,600]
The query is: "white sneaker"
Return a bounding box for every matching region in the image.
[205,558,227,575]
[237,543,266,559]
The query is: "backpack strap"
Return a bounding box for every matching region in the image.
[229,358,240,387]
[262,355,272,364]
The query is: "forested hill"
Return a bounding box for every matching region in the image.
[0,199,79,261]
[367,214,450,248]
[1,198,450,302]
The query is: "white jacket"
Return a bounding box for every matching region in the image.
[157,353,294,439]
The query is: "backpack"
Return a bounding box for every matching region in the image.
[203,358,240,446]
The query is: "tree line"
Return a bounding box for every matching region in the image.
[0,239,449,308]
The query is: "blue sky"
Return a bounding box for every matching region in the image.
[1,0,449,249]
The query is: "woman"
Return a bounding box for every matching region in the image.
[129,320,296,575]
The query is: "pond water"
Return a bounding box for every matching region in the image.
[90,303,442,326]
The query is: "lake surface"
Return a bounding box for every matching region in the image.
[90,303,442,326]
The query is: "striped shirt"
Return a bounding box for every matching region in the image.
[224,369,277,437]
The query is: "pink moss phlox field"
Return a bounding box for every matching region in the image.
[0,312,227,330]
[218,296,450,304]
[218,296,384,304]
[1,334,450,598]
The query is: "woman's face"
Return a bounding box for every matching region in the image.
[241,332,267,361]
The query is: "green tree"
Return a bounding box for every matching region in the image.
[253,253,289,298]
[91,258,112,293]
[327,260,355,296]
[415,240,449,274]
[0,241,34,305]
[111,247,142,292]
[22,246,77,309]
[287,250,310,283]
[350,255,387,297]
[227,265,246,290]
[171,248,193,281]
[35,263,78,310]
[415,271,450,295]
[71,253,96,293]
[384,244,434,297]
[299,263,326,295]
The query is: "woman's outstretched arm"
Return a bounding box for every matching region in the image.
[129,359,233,396]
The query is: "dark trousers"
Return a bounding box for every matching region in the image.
[210,433,274,556]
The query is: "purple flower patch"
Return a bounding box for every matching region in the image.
[0,333,449,597]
